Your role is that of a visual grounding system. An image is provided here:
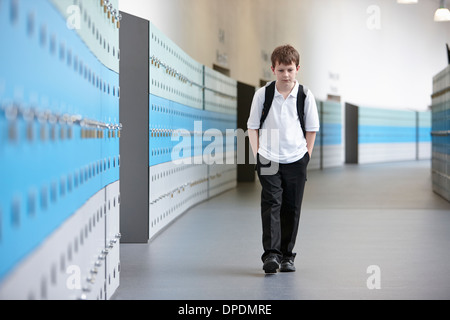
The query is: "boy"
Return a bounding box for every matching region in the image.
[247,45,320,274]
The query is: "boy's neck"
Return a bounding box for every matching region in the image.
[276,80,296,97]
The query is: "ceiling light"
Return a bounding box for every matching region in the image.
[397,0,418,4]
[434,0,450,22]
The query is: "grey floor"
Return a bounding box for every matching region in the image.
[112,160,450,300]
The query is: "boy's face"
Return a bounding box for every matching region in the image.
[271,61,300,87]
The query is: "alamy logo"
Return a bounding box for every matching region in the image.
[170,121,280,175]
[66,265,81,290]
[366,265,381,290]
[366,5,381,30]
[66,5,81,30]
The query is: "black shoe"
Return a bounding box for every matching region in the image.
[263,256,280,274]
[280,256,296,272]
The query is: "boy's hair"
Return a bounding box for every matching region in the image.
[271,45,300,68]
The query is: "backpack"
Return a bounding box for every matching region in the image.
[259,81,307,138]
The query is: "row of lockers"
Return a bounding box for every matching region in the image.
[149,94,237,167]
[431,65,450,201]
[147,21,238,240]
[149,156,236,238]
[149,21,203,110]
[0,0,120,123]
[352,106,431,164]
[0,181,120,300]
[301,100,431,169]
[0,0,120,299]
[309,100,343,170]
[50,0,120,74]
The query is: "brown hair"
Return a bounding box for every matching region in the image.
[271,45,300,68]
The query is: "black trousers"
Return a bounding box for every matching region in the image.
[256,152,309,262]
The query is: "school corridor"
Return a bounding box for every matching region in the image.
[1,0,449,301]
[112,160,450,300]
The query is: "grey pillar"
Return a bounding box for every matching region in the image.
[119,12,150,243]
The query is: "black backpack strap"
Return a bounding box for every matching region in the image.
[297,84,307,138]
[259,81,276,129]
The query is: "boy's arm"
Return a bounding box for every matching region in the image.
[305,131,317,157]
[248,129,259,160]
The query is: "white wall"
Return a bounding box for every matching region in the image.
[305,0,450,111]
[119,0,450,111]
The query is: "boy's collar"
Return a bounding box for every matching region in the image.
[274,80,299,98]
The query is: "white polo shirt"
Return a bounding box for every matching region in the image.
[247,81,320,164]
